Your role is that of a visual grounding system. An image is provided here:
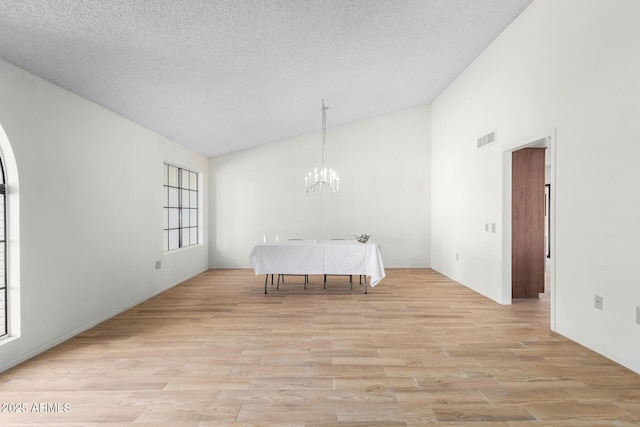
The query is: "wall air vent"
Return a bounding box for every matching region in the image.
[477,131,496,148]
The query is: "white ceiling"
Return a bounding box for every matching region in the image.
[0,0,533,157]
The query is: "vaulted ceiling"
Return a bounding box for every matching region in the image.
[0,0,533,157]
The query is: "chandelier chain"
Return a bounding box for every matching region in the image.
[321,100,327,171]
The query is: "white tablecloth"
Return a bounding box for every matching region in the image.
[249,240,385,287]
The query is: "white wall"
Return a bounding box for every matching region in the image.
[209,105,430,268]
[431,0,640,373]
[0,60,209,372]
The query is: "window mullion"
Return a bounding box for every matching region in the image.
[178,168,183,248]
[0,160,6,337]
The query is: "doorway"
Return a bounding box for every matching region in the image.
[501,130,556,330]
[511,147,545,298]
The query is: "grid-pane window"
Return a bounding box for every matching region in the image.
[0,159,6,337]
[163,163,199,251]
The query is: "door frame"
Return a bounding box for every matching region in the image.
[501,128,557,330]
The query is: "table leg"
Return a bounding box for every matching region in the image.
[364,276,368,294]
[264,274,268,294]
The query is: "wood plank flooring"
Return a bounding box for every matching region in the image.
[1,268,639,426]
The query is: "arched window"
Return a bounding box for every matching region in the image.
[0,158,6,337]
[0,122,19,342]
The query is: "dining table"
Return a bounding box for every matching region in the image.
[249,239,385,294]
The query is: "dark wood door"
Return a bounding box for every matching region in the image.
[512,147,545,298]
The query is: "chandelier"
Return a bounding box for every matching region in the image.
[305,99,339,193]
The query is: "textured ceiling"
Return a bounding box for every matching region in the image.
[0,0,533,157]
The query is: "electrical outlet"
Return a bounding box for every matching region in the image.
[456,253,459,261]
[155,260,162,270]
[594,295,603,310]
[491,223,496,233]
[636,306,640,325]
[485,223,489,232]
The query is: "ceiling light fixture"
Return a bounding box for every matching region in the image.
[305,99,339,193]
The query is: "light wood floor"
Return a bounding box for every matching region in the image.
[1,268,639,426]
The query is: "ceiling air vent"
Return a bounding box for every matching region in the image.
[477,131,496,148]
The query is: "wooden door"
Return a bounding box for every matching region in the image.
[512,148,545,298]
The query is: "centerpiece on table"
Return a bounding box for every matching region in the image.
[354,234,371,243]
